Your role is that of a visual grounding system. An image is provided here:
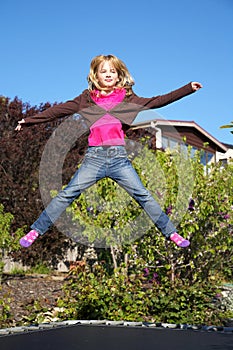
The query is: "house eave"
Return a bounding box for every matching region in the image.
[133,119,228,153]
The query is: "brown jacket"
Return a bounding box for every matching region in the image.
[23,83,194,129]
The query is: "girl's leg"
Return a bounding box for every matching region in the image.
[109,156,190,247]
[20,148,106,247]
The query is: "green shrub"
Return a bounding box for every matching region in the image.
[0,290,11,327]
[0,203,24,282]
[55,265,232,326]
[67,146,233,284]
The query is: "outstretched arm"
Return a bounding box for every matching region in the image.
[127,81,203,111]
[15,94,83,132]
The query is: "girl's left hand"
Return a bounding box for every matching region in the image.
[191,82,203,91]
[15,119,25,131]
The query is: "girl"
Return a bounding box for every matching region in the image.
[16,54,202,248]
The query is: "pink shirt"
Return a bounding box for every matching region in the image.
[88,88,126,146]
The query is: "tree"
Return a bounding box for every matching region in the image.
[67,143,233,283]
[0,204,23,279]
[0,95,87,267]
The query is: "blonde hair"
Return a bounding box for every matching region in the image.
[87,54,135,95]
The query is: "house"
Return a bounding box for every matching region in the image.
[216,143,233,165]
[131,119,231,165]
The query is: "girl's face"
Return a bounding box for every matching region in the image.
[96,60,119,91]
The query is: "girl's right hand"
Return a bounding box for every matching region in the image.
[15,119,25,131]
[191,82,203,91]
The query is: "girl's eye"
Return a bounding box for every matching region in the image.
[99,69,116,73]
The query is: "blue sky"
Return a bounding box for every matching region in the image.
[1,0,233,144]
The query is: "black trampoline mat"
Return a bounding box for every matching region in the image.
[0,324,232,350]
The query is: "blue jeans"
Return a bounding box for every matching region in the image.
[31,146,176,238]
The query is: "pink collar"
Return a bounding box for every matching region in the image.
[90,88,126,101]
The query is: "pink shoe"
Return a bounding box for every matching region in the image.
[170,232,190,248]
[19,230,39,248]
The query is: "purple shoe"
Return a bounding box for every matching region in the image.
[20,230,39,248]
[170,232,190,248]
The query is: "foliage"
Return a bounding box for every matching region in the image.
[8,263,51,276]
[0,204,23,253]
[53,266,232,326]
[220,121,233,134]
[0,95,88,267]
[0,290,11,327]
[179,155,233,282]
[67,144,233,284]
[132,151,233,285]
[0,203,23,281]
[1,266,232,328]
[0,201,15,322]
[27,263,52,275]
[47,148,233,326]
[0,199,22,338]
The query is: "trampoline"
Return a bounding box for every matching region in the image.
[0,320,232,350]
